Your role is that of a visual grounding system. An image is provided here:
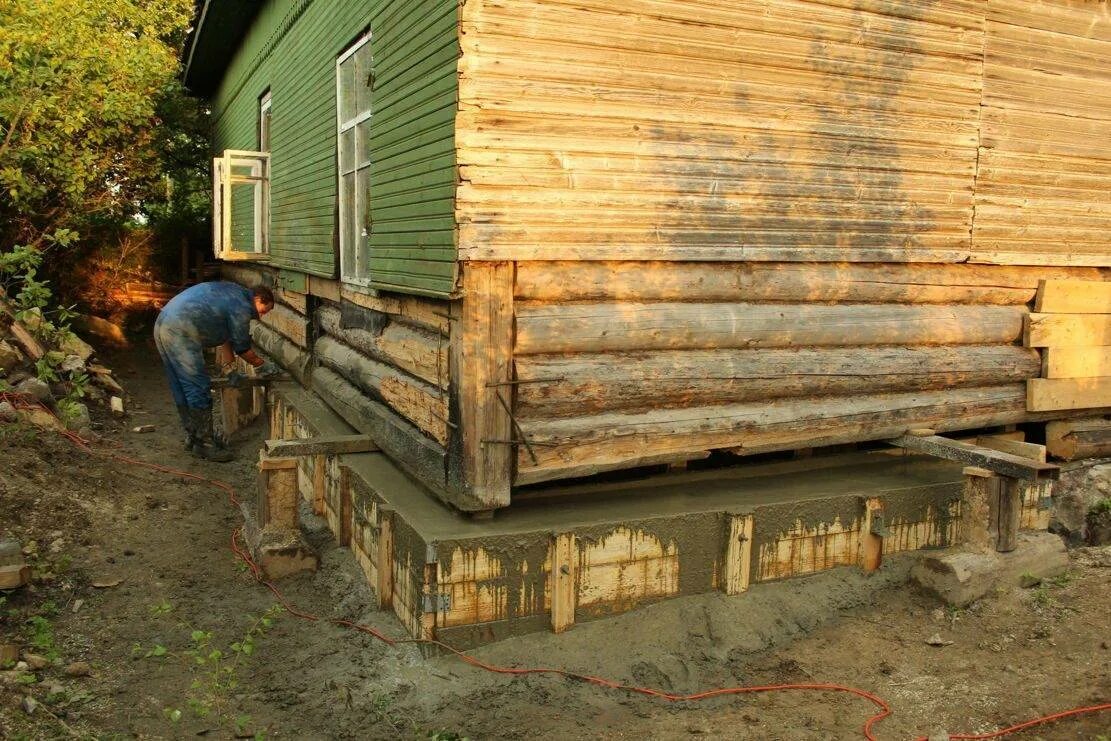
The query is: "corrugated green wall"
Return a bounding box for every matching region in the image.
[211,0,458,296]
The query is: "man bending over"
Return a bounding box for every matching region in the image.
[154,281,278,462]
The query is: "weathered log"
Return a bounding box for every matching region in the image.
[515,262,1106,304]
[251,321,311,386]
[1046,418,1111,461]
[515,385,1034,485]
[516,345,1041,417]
[314,335,447,445]
[318,305,447,389]
[515,302,1026,354]
[261,304,310,347]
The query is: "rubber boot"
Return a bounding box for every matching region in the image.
[186,407,234,463]
[176,405,196,451]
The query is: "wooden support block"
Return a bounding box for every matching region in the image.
[976,435,1047,463]
[377,511,394,609]
[1046,418,1111,461]
[890,434,1059,481]
[257,454,299,530]
[1043,347,1111,379]
[994,480,1022,553]
[723,515,754,595]
[550,532,577,633]
[8,321,44,360]
[1035,279,1111,314]
[962,472,1002,553]
[264,434,379,457]
[860,498,884,573]
[1028,378,1111,412]
[311,454,326,516]
[1024,313,1111,348]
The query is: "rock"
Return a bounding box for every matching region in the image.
[1019,573,1042,588]
[21,695,38,715]
[0,401,16,422]
[59,332,95,362]
[0,670,21,685]
[6,369,30,386]
[17,406,65,431]
[23,653,49,670]
[925,634,953,647]
[1053,464,1111,544]
[912,532,1070,607]
[0,339,20,372]
[64,661,91,677]
[14,376,52,404]
[15,661,28,671]
[63,402,91,433]
[49,538,64,553]
[60,354,85,374]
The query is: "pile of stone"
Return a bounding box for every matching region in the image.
[0,296,125,438]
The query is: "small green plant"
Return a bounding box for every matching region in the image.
[137,604,282,735]
[25,614,59,660]
[1091,497,1111,515]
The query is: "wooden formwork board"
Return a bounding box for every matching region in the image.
[269,384,1058,650]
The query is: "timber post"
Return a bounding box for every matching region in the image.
[245,450,318,579]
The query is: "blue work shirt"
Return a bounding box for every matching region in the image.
[157,281,258,353]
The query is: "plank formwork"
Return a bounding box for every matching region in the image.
[269,383,1053,648]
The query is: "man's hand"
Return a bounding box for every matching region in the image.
[223,370,246,388]
[255,360,281,378]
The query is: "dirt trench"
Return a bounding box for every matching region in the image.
[1,345,1109,740]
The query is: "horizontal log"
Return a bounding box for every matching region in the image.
[1025,313,1111,347]
[889,434,1058,481]
[264,435,379,457]
[1035,279,1111,314]
[261,304,309,348]
[250,322,311,386]
[1046,418,1111,461]
[319,305,448,389]
[340,287,450,335]
[516,345,1041,417]
[514,262,1106,305]
[315,336,448,445]
[310,367,454,505]
[1042,347,1111,378]
[1028,378,1111,412]
[515,302,1025,354]
[515,385,1035,484]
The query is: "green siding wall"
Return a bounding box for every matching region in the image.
[211,0,459,296]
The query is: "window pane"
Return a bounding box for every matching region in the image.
[339,128,355,174]
[356,120,371,169]
[338,57,356,124]
[357,166,371,280]
[230,182,258,253]
[341,173,356,278]
[354,42,372,116]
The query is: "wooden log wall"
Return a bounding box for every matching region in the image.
[510,262,1109,486]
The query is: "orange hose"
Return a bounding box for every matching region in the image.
[6,391,1105,741]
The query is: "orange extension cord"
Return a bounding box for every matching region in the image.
[4,391,1108,740]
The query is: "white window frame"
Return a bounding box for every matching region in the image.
[212,149,270,261]
[259,90,272,152]
[337,31,373,286]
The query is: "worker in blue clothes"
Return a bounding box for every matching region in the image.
[154,281,278,462]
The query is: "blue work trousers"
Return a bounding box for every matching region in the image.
[154,318,212,410]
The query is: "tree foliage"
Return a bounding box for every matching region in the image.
[0,0,203,246]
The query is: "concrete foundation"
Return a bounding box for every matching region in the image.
[911,531,1069,607]
[266,383,1056,647]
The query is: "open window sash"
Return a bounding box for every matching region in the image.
[213,150,269,261]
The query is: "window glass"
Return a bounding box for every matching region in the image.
[337,31,372,285]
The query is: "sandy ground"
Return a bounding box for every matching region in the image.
[1,345,1109,740]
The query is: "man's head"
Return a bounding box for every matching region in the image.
[253,286,275,317]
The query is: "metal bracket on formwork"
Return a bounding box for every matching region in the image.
[869,511,892,538]
[422,593,451,613]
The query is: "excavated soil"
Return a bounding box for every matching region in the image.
[1,346,1109,740]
